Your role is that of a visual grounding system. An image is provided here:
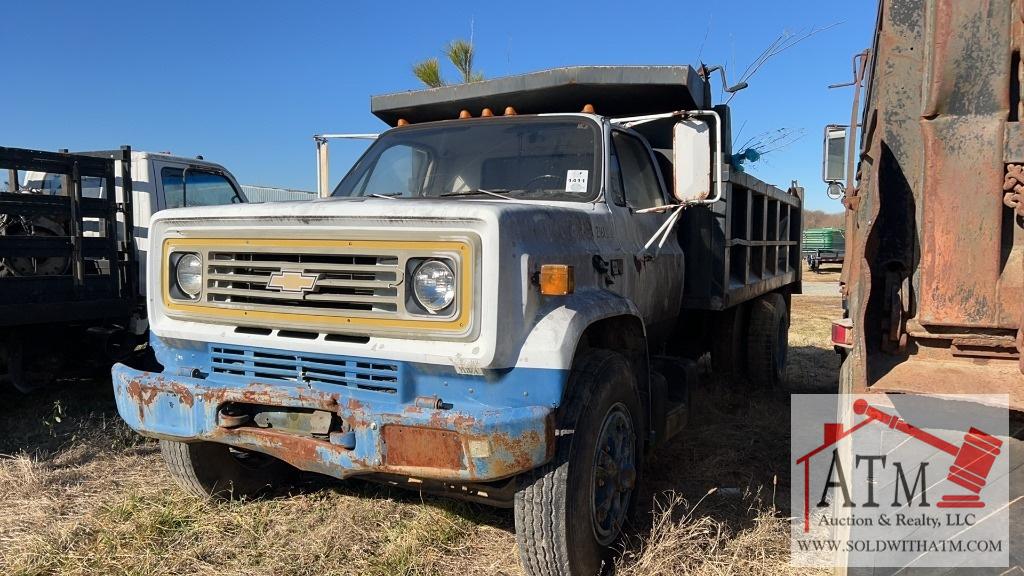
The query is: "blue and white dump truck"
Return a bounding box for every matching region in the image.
[112,66,802,575]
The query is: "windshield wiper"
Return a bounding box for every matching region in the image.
[439,188,518,200]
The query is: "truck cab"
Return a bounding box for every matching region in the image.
[112,66,801,576]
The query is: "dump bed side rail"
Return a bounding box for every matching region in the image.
[681,167,802,310]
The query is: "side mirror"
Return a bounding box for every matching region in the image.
[672,119,712,203]
[822,125,847,183]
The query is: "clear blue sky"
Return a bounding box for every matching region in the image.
[1,1,876,213]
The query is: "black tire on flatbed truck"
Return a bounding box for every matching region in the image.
[160,439,295,500]
[514,349,644,576]
[746,293,789,389]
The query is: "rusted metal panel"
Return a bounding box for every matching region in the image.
[919,118,1009,327]
[918,0,1016,329]
[383,425,465,470]
[861,358,1024,410]
[842,0,1024,399]
[252,408,333,436]
[843,0,928,391]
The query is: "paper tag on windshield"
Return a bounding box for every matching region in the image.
[566,170,589,193]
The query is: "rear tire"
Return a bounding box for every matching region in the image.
[160,439,295,500]
[712,303,749,381]
[514,349,644,576]
[746,293,789,389]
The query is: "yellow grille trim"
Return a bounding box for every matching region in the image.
[161,238,472,332]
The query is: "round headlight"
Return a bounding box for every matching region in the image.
[412,260,456,312]
[175,253,203,298]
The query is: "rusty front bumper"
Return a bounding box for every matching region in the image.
[112,363,555,482]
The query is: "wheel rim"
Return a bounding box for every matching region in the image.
[590,402,636,545]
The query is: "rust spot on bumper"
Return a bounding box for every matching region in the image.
[383,425,465,470]
[125,377,159,421]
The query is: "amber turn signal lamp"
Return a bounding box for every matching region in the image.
[539,265,575,296]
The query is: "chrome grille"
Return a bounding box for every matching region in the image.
[205,251,401,316]
[209,345,400,394]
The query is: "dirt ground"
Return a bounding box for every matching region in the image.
[801,262,842,283]
[0,295,840,576]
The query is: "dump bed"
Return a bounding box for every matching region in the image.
[680,167,802,310]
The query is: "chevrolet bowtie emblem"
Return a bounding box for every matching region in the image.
[266,271,319,293]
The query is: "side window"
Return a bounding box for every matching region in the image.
[162,168,241,208]
[162,168,185,208]
[359,145,430,197]
[611,131,665,210]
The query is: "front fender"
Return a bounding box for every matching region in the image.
[512,288,643,371]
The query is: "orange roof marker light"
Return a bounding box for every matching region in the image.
[539,265,575,296]
[459,109,472,119]
[396,118,410,126]
[504,106,517,116]
[581,103,595,113]
[481,108,494,117]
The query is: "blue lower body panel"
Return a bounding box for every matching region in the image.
[112,338,564,482]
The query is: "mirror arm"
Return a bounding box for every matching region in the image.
[703,65,748,95]
[637,203,689,261]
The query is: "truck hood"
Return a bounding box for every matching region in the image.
[151,196,600,225]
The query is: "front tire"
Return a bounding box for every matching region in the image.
[514,349,644,576]
[160,439,295,500]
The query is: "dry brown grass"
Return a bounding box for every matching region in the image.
[0,386,519,576]
[0,295,841,576]
[787,295,842,393]
[616,491,822,576]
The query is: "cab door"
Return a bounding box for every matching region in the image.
[605,129,685,338]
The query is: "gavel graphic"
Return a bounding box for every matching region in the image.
[853,399,1003,508]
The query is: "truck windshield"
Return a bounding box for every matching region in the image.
[332,117,601,202]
